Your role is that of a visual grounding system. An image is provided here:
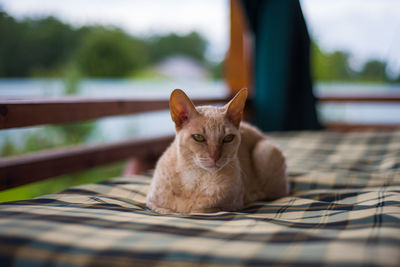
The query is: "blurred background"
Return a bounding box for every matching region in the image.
[0,0,399,201]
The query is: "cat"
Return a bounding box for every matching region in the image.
[146,88,289,214]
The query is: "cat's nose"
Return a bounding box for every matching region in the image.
[209,149,220,163]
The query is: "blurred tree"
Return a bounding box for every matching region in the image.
[358,59,388,82]
[75,28,149,77]
[149,32,207,63]
[0,11,85,76]
[327,51,354,81]
[1,11,395,82]
[209,60,224,80]
[311,42,329,81]
[52,122,95,145]
[0,138,18,157]
[63,62,82,95]
[0,11,26,76]
[21,17,82,76]
[0,11,208,78]
[311,42,354,81]
[396,74,400,83]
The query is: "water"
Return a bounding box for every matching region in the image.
[0,78,399,156]
[0,78,227,99]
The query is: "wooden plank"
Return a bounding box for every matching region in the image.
[325,123,400,131]
[0,97,227,129]
[318,94,400,102]
[0,135,174,191]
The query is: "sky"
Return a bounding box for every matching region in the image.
[1,0,399,76]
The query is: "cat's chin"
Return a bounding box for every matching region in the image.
[194,158,223,173]
[201,164,224,173]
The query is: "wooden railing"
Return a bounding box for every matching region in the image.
[1,93,399,191]
[0,96,227,191]
[319,93,400,131]
[0,97,225,129]
[318,94,400,103]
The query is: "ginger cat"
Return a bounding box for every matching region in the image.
[146,89,289,214]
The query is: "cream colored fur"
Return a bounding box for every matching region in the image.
[146,89,289,214]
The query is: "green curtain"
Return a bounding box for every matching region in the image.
[241,0,321,131]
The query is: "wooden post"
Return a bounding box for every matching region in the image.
[225,0,253,96]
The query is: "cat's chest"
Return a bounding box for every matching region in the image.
[180,169,213,191]
[179,168,237,196]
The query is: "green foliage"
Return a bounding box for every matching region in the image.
[63,62,82,95]
[52,122,95,145]
[75,28,149,77]
[311,42,329,81]
[1,121,95,157]
[311,41,393,83]
[148,32,208,63]
[132,67,169,80]
[22,128,63,154]
[311,42,354,81]
[1,138,18,156]
[209,60,224,80]
[0,11,22,76]
[0,11,86,77]
[1,10,398,81]
[358,60,387,82]
[0,11,210,78]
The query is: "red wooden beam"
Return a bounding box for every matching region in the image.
[0,97,228,129]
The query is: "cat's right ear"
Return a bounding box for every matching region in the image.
[170,89,198,128]
[225,88,248,128]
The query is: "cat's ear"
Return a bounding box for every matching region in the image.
[225,88,248,128]
[170,89,198,128]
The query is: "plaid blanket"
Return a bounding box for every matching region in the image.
[0,131,399,267]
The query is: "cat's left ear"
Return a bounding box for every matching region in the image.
[225,88,248,128]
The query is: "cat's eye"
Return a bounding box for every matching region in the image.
[192,134,205,142]
[223,134,235,143]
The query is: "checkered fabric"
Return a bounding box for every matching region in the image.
[0,131,399,267]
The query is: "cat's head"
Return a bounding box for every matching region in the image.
[170,88,247,172]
